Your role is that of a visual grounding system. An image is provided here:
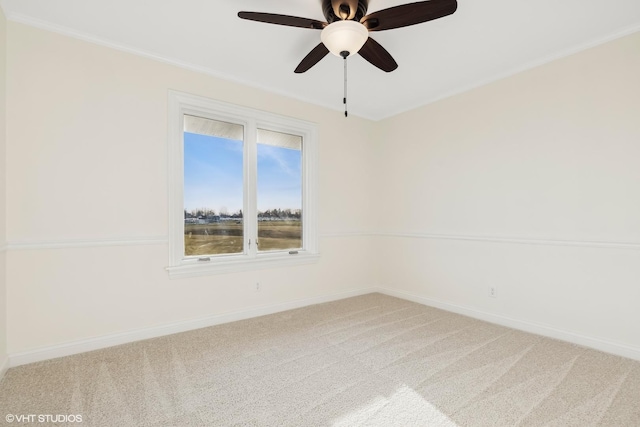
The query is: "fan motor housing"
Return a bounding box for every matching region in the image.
[323,0,369,23]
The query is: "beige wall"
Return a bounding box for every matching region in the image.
[374,32,640,349]
[3,19,640,360]
[5,22,378,354]
[0,8,7,368]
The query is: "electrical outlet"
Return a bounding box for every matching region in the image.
[488,286,497,298]
[255,282,261,292]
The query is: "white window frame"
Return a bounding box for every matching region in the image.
[166,91,319,278]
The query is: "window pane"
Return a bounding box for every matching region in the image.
[257,129,302,252]
[184,115,244,256]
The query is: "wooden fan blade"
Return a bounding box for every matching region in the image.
[362,0,457,31]
[238,12,326,30]
[358,38,398,72]
[295,43,330,73]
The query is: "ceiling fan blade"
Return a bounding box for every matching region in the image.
[295,43,330,73]
[362,0,457,31]
[238,12,326,30]
[358,38,398,72]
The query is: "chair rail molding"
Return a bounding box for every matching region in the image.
[375,231,640,251]
[6,236,168,251]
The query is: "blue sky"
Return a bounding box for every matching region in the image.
[184,132,302,213]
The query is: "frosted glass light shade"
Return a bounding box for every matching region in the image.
[321,20,368,57]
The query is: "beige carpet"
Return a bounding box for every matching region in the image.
[1,293,639,426]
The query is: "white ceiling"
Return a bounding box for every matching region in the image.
[2,0,640,120]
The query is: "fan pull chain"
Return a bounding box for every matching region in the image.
[341,51,349,118]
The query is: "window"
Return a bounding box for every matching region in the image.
[167,91,318,278]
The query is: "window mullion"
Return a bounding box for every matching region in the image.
[245,120,258,257]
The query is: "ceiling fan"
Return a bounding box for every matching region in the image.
[238,0,458,73]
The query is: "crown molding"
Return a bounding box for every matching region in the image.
[5,9,639,122]
[4,12,366,120]
[384,24,640,120]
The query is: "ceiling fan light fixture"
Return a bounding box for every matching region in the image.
[321,20,368,57]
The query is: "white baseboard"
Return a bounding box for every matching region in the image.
[375,287,640,362]
[9,287,373,367]
[9,286,640,368]
[0,354,9,382]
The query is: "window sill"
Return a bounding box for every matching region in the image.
[166,251,320,279]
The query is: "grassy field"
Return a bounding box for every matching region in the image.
[185,220,302,256]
